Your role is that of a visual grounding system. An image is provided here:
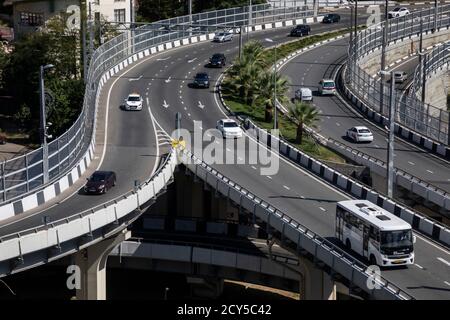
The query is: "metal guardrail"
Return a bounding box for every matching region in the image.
[179,149,414,300]
[411,40,450,97]
[0,3,315,205]
[346,5,450,145]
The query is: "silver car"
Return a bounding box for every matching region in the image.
[393,71,407,83]
[213,32,233,42]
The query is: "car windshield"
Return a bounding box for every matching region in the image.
[90,174,106,182]
[325,14,332,18]
[128,96,140,101]
[224,122,238,128]
[323,81,335,88]
[196,74,208,79]
[216,33,225,36]
[358,129,371,134]
[380,230,413,249]
[212,55,222,59]
[392,8,401,11]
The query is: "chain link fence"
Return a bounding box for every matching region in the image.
[1,3,315,204]
[346,5,450,145]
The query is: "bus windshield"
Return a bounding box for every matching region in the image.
[380,230,413,251]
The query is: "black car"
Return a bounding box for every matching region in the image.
[193,72,210,88]
[84,171,116,194]
[322,14,340,23]
[209,53,226,67]
[290,24,311,37]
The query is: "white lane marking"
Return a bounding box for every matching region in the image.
[266,176,273,180]
[162,100,169,109]
[145,97,160,177]
[319,207,326,212]
[427,170,434,174]
[187,113,191,117]
[198,101,205,109]
[408,161,415,166]
[181,101,184,104]
[336,122,340,127]
[437,257,450,267]
[374,144,380,148]
[128,75,143,82]
[414,264,424,270]
[283,185,290,190]
[251,166,257,170]
[226,148,231,152]
[156,56,171,61]
[445,281,450,287]
[188,57,197,63]
[165,76,172,83]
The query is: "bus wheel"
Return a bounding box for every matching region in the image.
[369,255,377,266]
[345,239,351,250]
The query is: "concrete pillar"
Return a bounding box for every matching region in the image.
[75,229,131,300]
[299,258,336,300]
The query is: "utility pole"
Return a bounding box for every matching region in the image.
[434,0,438,33]
[380,70,396,198]
[247,0,252,42]
[39,64,54,185]
[379,0,389,115]
[421,54,427,103]
[81,0,87,83]
[387,70,396,198]
[239,25,243,61]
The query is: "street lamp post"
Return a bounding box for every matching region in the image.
[265,38,277,130]
[380,70,396,198]
[39,64,54,185]
[380,0,389,115]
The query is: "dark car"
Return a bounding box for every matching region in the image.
[84,171,116,194]
[193,72,210,88]
[290,24,311,37]
[322,14,340,23]
[209,53,226,67]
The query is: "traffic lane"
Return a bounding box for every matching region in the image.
[0,68,159,237]
[281,39,450,191]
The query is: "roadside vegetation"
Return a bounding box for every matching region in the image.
[222,30,353,163]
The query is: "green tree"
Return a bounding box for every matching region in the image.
[253,69,289,123]
[2,13,84,142]
[288,101,321,144]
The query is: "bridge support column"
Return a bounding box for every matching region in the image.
[299,258,336,300]
[75,229,131,300]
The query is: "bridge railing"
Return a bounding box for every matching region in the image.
[0,3,314,205]
[346,5,450,145]
[411,40,450,98]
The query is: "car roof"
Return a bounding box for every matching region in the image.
[221,118,237,123]
[299,87,312,92]
[92,171,114,175]
[322,79,335,82]
[196,72,208,76]
[353,126,370,130]
[128,93,140,96]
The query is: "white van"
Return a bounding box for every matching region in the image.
[295,87,313,102]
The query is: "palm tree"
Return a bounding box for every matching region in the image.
[253,69,290,123]
[288,102,321,144]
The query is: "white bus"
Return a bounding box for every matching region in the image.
[336,200,415,267]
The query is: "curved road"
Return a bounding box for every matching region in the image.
[106,14,450,298]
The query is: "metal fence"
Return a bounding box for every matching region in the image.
[411,40,450,98]
[0,3,315,205]
[346,5,450,145]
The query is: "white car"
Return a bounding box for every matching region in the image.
[388,7,410,19]
[318,79,336,95]
[216,119,243,139]
[213,32,233,42]
[124,93,143,111]
[393,71,407,83]
[295,87,313,102]
[346,126,374,143]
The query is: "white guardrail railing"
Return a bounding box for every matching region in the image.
[347,4,450,145]
[0,2,316,205]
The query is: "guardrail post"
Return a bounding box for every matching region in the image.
[1,160,5,202]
